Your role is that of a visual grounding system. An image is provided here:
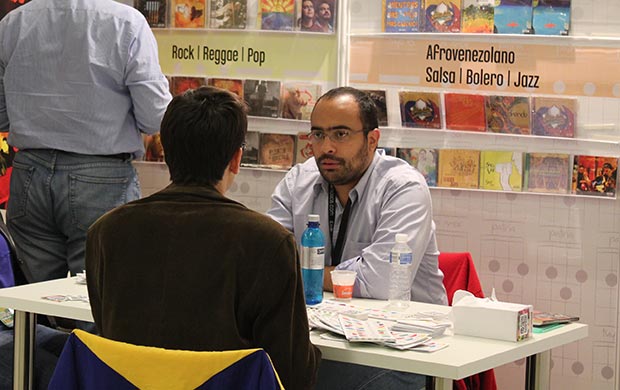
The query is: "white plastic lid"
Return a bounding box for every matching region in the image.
[395,233,408,243]
[308,214,320,222]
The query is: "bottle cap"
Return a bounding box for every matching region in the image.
[308,214,320,222]
[395,233,408,243]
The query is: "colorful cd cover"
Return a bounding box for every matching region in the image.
[523,153,570,194]
[461,0,494,33]
[361,89,389,127]
[532,0,570,36]
[531,97,575,138]
[397,148,438,186]
[169,76,207,96]
[399,91,442,129]
[572,155,618,197]
[479,150,523,191]
[259,133,296,169]
[437,149,481,189]
[423,0,461,32]
[172,0,206,28]
[258,0,295,31]
[485,95,531,135]
[135,0,167,28]
[494,0,533,34]
[243,80,281,118]
[295,132,314,164]
[210,0,247,29]
[383,0,422,32]
[444,93,487,131]
[280,83,321,121]
[297,0,336,32]
[208,78,244,98]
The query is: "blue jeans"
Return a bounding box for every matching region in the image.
[316,360,427,390]
[7,150,140,282]
[0,324,69,390]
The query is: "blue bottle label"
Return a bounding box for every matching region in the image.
[301,246,325,270]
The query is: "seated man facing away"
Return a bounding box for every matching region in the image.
[85,86,320,390]
[268,86,447,389]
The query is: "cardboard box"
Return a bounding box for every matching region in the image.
[453,292,533,342]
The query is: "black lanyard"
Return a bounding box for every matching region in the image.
[328,185,352,266]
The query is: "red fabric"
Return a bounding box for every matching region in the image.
[439,252,498,390]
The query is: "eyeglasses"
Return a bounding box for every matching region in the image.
[307,128,366,144]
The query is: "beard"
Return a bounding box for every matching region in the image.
[316,141,372,186]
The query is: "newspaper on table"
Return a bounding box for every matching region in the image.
[308,299,450,352]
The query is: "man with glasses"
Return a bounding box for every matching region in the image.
[268,86,446,389]
[86,86,320,390]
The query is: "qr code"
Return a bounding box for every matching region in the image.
[517,309,531,341]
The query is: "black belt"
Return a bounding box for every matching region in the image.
[99,153,131,160]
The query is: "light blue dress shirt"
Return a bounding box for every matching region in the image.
[0,0,171,158]
[268,150,448,305]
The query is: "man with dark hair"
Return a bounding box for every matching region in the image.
[86,86,320,390]
[268,86,445,389]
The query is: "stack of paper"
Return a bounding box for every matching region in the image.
[391,319,452,337]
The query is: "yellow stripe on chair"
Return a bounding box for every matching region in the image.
[73,330,264,389]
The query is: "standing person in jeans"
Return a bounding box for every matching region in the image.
[0,0,172,282]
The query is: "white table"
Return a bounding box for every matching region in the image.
[311,294,587,390]
[0,278,588,390]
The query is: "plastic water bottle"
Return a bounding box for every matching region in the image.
[388,233,413,309]
[301,214,325,305]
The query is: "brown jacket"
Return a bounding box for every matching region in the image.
[86,184,320,389]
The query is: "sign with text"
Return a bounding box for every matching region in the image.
[350,36,620,98]
[154,30,338,83]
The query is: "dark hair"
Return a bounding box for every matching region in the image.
[314,86,379,133]
[160,86,248,186]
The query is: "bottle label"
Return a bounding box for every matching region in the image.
[301,246,325,270]
[390,251,413,265]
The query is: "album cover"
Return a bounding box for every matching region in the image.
[399,91,442,129]
[444,93,486,131]
[135,0,167,28]
[383,0,422,32]
[295,132,314,164]
[532,0,570,36]
[494,0,533,34]
[281,83,321,121]
[259,133,296,169]
[297,0,336,32]
[361,89,388,127]
[210,0,247,29]
[572,155,618,197]
[169,76,207,96]
[523,153,570,194]
[258,0,295,31]
[208,78,244,98]
[479,150,523,191]
[423,0,461,33]
[241,131,261,166]
[532,311,579,327]
[485,95,531,135]
[171,0,206,28]
[461,0,494,33]
[143,134,165,162]
[531,97,575,138]
[244,80,281,118]
[437,149,480,189]
[397,148,438,186]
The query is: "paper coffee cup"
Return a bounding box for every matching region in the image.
[331,270,357,300]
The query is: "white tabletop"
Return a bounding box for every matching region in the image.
[0,277,93,322]
[311,294,588,380]
[0,277,588,382]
